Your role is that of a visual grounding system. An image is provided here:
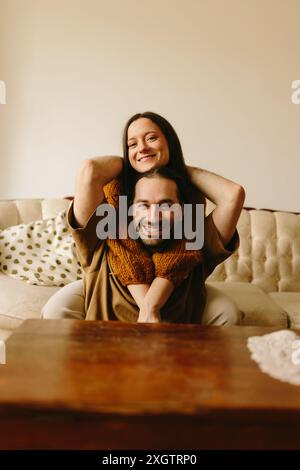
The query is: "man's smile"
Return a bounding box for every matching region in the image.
[137,220,168,239]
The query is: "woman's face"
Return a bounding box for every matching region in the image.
[127,118,170,173]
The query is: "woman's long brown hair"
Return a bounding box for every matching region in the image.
[120,111,205,207]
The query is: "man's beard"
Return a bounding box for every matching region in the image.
[134,218,182,252]
[140,236,171,252]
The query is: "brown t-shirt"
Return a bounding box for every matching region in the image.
[67,201,239,324]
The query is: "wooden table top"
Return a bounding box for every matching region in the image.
[1,319,299,415]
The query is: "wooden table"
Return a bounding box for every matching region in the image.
[0,319,300,449]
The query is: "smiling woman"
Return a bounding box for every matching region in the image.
[127,118,170,172]
[120,112,192,205]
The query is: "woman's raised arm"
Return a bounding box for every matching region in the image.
[73,156,123,228]
[186,166,245,247]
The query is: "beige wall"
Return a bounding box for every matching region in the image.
[0,0,300,211]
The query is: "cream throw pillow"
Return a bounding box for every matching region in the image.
[0,210,83,286]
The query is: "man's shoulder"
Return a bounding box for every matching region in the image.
[67,200,108,271]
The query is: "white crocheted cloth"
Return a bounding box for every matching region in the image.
[247,329,300,386]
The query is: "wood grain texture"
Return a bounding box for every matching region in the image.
[0,319,300,449]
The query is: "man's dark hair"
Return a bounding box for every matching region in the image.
[131,167,187,205]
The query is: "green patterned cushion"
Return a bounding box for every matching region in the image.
[0,210,83,286]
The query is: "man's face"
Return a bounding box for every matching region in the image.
[132,176,182,248]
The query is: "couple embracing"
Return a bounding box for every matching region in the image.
[42,111,245,324]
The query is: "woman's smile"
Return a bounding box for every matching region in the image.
[138,154,156,163]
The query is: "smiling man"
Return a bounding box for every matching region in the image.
[132,171,185,248]
[128,168,203,253]
[64,167,240,324]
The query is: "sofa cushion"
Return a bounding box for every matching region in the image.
[0,273,60,330]
[0,210,83,286]
[269,292,300,329]
[207,281,288,327]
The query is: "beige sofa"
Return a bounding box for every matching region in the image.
[1,198,300,341]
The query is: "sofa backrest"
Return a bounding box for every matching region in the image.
[207,207,300,293]
[1,198,300,294]
[0,199,71,229]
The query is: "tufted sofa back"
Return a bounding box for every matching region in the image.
[207,207,300,293]
[0,199,71,229]
[1,198,300,294]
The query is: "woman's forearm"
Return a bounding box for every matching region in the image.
[186,165,243,205]
[136,277,174,323]
[143,277,174,311]
[127,284,150,309]
[128,278,173,311]
[128,278,174,322]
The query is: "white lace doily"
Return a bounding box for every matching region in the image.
[247,329,300,386]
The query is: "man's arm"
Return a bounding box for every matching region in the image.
[186,166,245,247]
[73,156,123,228]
